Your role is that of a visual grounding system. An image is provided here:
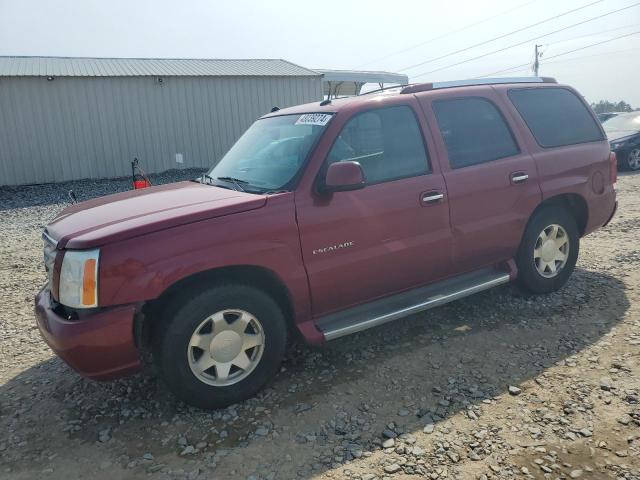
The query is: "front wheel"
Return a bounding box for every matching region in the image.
[152,284,287,409]
[516,207,579,294]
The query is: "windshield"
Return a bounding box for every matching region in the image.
[603,113,640,132]
[208,113,332,192]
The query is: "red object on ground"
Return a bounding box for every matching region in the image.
[133,179,151,189]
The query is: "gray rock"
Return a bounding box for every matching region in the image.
[616,415,631,425]
[412,446,425,456]
[382,429,397,439]
[600,377,613,391]
[508,385,522,396]
[384,463,402,474]
[579,428,592,437]
[423,423,435,434]
[570,470,583,478]
[382,438,395,449]
[180,446,196,456]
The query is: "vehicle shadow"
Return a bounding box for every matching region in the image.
[0,267,630,479]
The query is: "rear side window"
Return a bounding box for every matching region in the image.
[432,97,519,169]
[327,105,430,184]
[508,87,604,148]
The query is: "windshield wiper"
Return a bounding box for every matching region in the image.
[195,173,215,185]
[194,174,231,190]
[216,176,248,192]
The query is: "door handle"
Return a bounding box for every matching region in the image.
[422,192,444,204]
[511,173,529,184]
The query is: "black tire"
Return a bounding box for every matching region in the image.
[625,148,640,171]
[516,206,579,294]
[152,284,287,409]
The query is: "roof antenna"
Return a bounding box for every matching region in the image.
[270,106,280,112]
[320,99,331,106]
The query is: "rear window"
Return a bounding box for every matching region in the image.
[432,97,520,169]
[508,87,604,148]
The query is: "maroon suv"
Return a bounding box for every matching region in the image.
[35,77,617,409]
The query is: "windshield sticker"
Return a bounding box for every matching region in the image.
[295,113,332,126]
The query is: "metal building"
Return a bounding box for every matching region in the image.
[0,56,323,185]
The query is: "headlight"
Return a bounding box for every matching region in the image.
[59,249,100,308]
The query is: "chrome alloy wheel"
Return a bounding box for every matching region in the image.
[533,224,570,278]
[187,309,265,387]
[628,148,640,171]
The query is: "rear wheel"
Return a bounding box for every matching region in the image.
[153,284,287,409]
[516,207,579,293]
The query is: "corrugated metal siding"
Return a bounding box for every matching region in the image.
[0,57,320,77]
[0,75,323,185]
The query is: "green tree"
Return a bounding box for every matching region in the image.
[591,100,633,113]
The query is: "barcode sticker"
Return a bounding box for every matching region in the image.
[295,113,332,126]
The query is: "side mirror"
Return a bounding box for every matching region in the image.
[324,161,365,192]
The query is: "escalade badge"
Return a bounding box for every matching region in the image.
[313,241,354,255]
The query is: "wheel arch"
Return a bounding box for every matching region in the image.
[136,265,296,349]
[527,193,588,237]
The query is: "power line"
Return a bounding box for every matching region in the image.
[542,47,640,64]
[475,46,639,77]
[543,23,640,45]
[477,30,640,77]
[399,0,603,72]
[474,24,640,78]
[410,2,640,79]
[353,0,539,69]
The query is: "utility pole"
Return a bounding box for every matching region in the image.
[533,44,542,77]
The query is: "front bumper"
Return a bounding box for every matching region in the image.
[35,288,141,380]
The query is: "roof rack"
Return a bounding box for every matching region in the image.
[358,84,412,96]
[401,77,557,94]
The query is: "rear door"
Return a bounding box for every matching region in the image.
[295,100,453,317]
[418,87,541,273]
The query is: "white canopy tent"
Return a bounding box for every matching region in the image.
[316,69,409,98]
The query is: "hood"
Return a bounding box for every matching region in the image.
[606,130,640,142]
[46,181,266,249]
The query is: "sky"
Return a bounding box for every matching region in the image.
[1,0,639,106]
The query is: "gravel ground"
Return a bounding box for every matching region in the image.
[0,170,638,480]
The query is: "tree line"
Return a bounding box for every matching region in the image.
[590,100,638,113]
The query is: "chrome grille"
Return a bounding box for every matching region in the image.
[42,231,58,288]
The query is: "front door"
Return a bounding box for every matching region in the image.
[296,102,452,317]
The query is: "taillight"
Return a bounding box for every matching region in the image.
[609,152,617,186]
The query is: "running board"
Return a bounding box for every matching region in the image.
[317,267,511,341]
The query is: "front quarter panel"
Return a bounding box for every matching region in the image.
[98,193,313,329]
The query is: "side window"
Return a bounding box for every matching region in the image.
[433,97,519,169]
[508,87,604,148]
[327,106,430,184]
